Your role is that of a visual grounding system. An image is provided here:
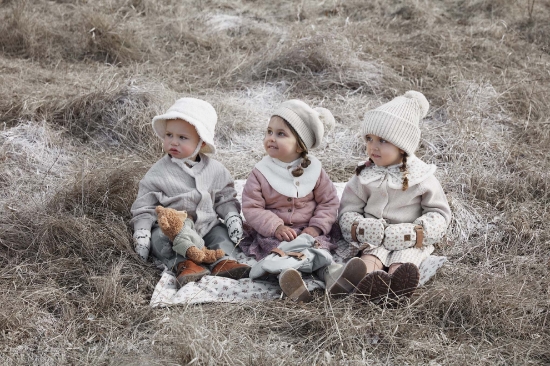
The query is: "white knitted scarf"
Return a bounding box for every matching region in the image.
[255,155,322,198]
[358,154,436,189]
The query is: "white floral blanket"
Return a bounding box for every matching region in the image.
[150,181,447,307]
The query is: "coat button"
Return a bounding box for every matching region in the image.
[288,209,292,212]
[295,181,300,186]
[287,197,292,202]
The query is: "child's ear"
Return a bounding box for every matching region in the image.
[296,146,304,153]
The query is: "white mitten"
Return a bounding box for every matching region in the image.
[225,212,243,244]
[382,223,418,251]
[133,229,151,261]
[354,218,386,247]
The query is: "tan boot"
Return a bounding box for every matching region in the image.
[176,260,210,288]
[211,260,251,279]
[279,268,312,303]
[324,258,368,297]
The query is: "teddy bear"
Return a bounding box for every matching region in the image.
[155,206,225,264]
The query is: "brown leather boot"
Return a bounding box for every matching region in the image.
[176,260,210,288]
[211,260,250,279]
[355,270,391,303]
[388,262,420,300]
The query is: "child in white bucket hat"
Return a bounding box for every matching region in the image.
[240,99,367,302]
[130,98,250,287]
[338,91,452,304]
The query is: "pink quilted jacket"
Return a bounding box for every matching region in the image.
[242,168,339,237]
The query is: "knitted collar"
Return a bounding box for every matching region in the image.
[255,155,322,198]
[358,154,436,189]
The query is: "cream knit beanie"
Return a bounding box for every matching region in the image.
[152,98,217,154]
[362,91,429,156]
[272,99,335,150]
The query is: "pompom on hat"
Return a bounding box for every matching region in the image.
[152,98,217,154]
[362,90,429,156]
[272,99,335,150]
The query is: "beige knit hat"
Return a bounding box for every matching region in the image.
[272,99,335,150]
[152,98,217,154]
[362,91,429,156]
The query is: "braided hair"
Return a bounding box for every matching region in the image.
[355,158,374,175]
[400,153,409,190]
[284,120,311,177]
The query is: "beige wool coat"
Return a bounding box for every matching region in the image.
[131,154,240,238]
[338,155,452,266]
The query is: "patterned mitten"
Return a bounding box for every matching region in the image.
[382,223,418,251]
[133,229,151,261]
[414,212,448,246]
[225,212,243,244]
[354,218,386,247]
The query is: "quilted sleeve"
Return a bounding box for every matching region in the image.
[242,169,284,237]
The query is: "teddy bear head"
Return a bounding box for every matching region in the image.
[155,206,188,242]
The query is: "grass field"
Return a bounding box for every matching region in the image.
[1,0,549,364]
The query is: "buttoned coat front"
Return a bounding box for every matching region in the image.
[242,168,339,238]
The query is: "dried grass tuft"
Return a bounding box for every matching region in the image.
[49,161,147,221]
[47,80,169,153]
[85,13,143,65]
[245,32,389,94]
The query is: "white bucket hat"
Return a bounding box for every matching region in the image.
[152,98,217,154]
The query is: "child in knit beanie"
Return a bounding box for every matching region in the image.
[339,91,452,304]
[241,100,367,302]
[130,98,250,287]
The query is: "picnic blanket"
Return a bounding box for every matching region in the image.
[150,181,447,307]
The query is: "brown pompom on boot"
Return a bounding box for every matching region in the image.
[176,259,210,288]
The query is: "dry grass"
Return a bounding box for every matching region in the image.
[1,0,549,364]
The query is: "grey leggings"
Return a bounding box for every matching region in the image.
[150,222,238,271]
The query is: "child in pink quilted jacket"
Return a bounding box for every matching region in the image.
[241,100,367,302]
[339,91,452,303]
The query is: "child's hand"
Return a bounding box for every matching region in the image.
[133,229,151,261]
[275,225,297,242]
[301,226,321,238]
[225,212,243,244]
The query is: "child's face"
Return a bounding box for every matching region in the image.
[365,134,404,167]
[163,119,202,160]
[264,116,303,163]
